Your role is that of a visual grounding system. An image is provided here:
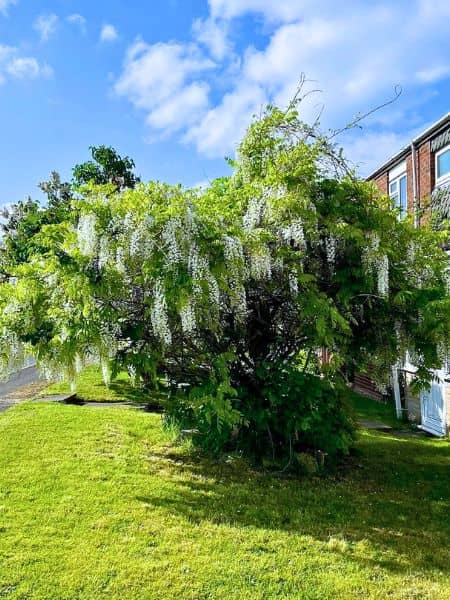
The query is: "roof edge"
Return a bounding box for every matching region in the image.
[366,111,450,181]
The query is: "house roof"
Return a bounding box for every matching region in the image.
[367,111,450,181]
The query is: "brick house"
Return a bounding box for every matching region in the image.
[364,112,450,436]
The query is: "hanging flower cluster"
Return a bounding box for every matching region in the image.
[325,235,337,270]
[249,246,272,280]
[406,242,416,265]
[180,299,196,334]
[101,358,112,387]
[115,247,126,273]
[243,197,266,231]
[281,219,306,249]
[162,217,183,265]
[151,278,172,345]
[129,227,142,257]
[361,233,390,297]
[377,255,389,297]
[362,233,380,274]
[77,214,97,257]
[289,269,299,296]
[223,235,245,267]
[223,235,247,322]
[98,237,111,270]
[0,329,27,381]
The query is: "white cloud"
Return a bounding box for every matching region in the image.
[6,57,53,79]
[0,45,53,82]
[115,40,215,133]
[208,0,310,23]
[342,131,412,177]
[115,1,450,167]
[0,0,17,16]
[67,14,87,33]
[343,117,435,177]
[416,66,450,84]
[418,0,450,20]
[100,24,119,43]
[34,14,59,42]
[147,82,210,133]
[0,44,14,62]
[192,17,229,60]
[185,83,266,156]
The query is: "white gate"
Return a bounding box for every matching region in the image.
[420,378,447,436]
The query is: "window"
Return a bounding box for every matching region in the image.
[436,145,450,185]
[389,172,407,218]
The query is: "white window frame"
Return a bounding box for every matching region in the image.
[389,162,407,219]
[436,144,450,187]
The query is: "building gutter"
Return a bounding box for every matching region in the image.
[411,141,418,227]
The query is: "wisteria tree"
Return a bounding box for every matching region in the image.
[1,101,449,463]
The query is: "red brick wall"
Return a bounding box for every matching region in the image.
[372,172,388,195]
[417,141,433,210]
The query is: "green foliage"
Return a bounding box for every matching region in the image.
[235,367,355,462]
[1,198,45,267]
[1,146,138,273]
[1,100,450,465]
[72,145,140,190]
[0,173,74,273]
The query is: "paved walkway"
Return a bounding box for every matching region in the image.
[358,418,431,438]
[1,380,154,414]
[0,366,43,413]
[358,419,392,432]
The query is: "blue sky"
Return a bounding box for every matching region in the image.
[1,0,450,207]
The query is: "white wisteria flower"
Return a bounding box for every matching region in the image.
[243,197,265,232]
[162,218,182,265]
[377,255,389,297]
[180,298,196,334]
[281,219,305,249]
[325,235,337,269]
[151,279,172,345]
[249,247,272,280]
[77,214,97,257]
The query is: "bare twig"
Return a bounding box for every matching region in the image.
[327,85,402,141]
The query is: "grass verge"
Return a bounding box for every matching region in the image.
[0,399,449,599]
[40,366,158,404]
[351,391,404,428]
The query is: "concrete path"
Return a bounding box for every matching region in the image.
[358,419,392,432]
[37,395,154,411]
[0,366,43,413]
[358,418,431,438]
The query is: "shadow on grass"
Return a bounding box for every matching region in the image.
[350,392,405,429]
[108,380,168,411]
[138,431,450,575]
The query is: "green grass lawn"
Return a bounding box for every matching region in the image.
[350,391,404,428]
[0,400,449,599]
[40,366,161,404]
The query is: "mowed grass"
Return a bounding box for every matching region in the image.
[41,366,158,404]
[351,392,404,428]
[0,400,449,599]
